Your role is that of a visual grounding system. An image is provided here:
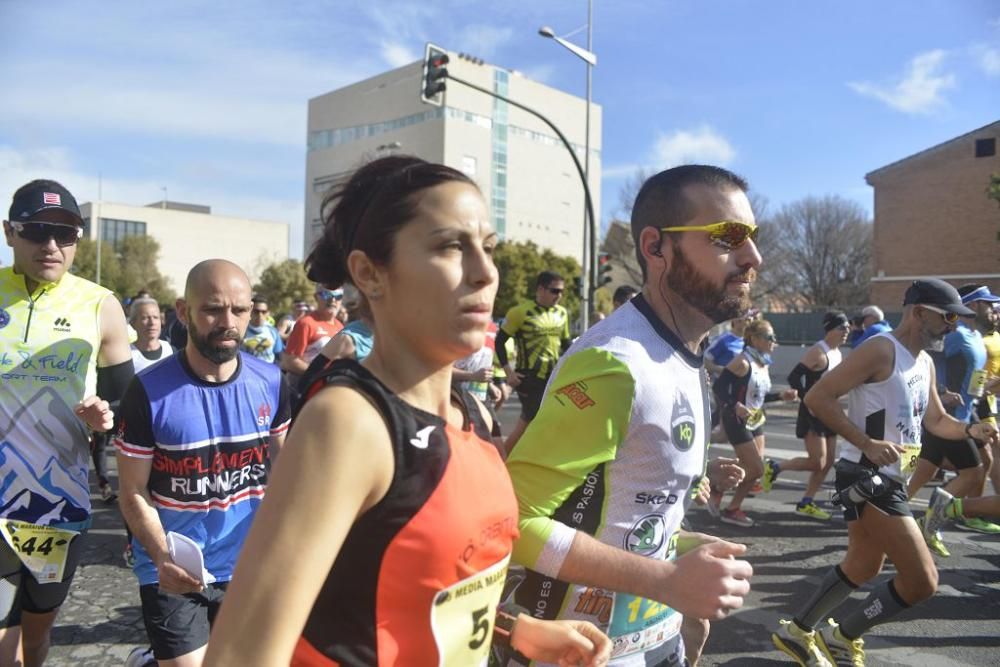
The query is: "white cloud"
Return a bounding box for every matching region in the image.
[456,25,515,59]
[521,64,557,84]
[381,41,419,68]
[972,44,1000,76]
[847,49,956,114]
[653,125,736,168]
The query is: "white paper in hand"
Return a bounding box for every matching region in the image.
[166,532,216,585]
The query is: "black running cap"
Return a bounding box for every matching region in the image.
[8,181,84,227]
[903,278,974,316]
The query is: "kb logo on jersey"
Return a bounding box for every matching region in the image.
[671,393,697,452]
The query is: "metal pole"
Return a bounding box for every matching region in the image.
[95,174,102,286]
[584,0,595,325]
[447,74,597,322]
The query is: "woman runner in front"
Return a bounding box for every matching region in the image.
[710,319,798,526]
[204,156,610,666]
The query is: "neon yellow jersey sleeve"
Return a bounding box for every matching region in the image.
[507,347,635,573]
[501,302,528,337]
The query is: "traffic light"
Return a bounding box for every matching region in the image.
[421,43,449,106]
[598,253,613,286]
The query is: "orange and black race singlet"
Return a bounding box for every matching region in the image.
[291,360,519,667]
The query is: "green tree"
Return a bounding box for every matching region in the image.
[988,173,1000,209]
[72,236,175,304]
[493,240,581,324]
[253,259,314,317]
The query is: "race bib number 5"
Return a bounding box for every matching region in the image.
[430,555,509,667]
[0,520,79,584]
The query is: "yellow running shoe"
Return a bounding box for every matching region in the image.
[772,619,833,666]
[817,619,865,666]
[918,517,951,557]
[796,502,832,521]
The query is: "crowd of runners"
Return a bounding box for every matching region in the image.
[1,164,998,667]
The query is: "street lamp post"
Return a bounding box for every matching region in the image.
[539,2,596,330]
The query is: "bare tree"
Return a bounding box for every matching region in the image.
[766,195,873,308]
[615,167,655,220]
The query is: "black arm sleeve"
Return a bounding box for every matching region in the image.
[97,359,136,406]
[713,369,738,406]
[787,363,809,398]
[495,329,511,368]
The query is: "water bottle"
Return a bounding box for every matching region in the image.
[831,473,887,507]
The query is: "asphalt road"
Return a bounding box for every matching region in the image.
[44,355,1000,666]
[493,380,1000,667]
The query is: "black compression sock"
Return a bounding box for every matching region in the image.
[838,579,910,639]
[794,565,858,630]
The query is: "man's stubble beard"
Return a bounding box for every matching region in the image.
[189,319,242,364]
[664,243,754,324]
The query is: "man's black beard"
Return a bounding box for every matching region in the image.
[189,321,242,364]
[665,243,753,324]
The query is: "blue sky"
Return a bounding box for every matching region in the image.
[1,0,997,268]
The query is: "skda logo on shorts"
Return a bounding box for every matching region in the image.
[623,514,666,556]
[671,393,697,452]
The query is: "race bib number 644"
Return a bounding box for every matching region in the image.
[0,520,79,584]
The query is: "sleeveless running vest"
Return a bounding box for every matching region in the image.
[841,333,931,482]
[506,295,708,666]
[292,360,519,667]
[794,340,842,434]
[0,267,111,524]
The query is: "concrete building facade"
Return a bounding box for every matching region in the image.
[80,201,290,294]
[865,121,1000,307]
[305,53,602,265]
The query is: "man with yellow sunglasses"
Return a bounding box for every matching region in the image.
[505,165,760,667]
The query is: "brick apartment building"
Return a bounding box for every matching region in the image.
[865,121,1000,308]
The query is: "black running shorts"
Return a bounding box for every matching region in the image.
[515,374,548,421]
[918,431,982,469]
[140,582,228,660]
[0,529,85,629]
[834,459,911,522]
[722,408,764,445]
[795,403,835,438]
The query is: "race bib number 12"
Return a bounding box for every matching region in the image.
[430,555,509,667]
[0,520,79,584]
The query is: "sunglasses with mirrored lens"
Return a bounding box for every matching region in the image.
[659,220,759,251]
[10,221,82,247]
[921,305,959,324]
[763,334,777,342]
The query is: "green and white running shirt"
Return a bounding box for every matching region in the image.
[507,294,708,666]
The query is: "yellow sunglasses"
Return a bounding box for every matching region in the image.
[659,220,759,251]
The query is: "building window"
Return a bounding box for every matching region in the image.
[98,218,146,249]
[975,138,996,158]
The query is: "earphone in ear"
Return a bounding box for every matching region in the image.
[651,242,663,257]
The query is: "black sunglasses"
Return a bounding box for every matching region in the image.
[547,287,564,295]
[9,221,82,247]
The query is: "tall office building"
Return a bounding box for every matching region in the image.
[305,52,601,263]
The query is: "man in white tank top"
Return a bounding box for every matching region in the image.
[764,311,850,520]
[771,279,998,667]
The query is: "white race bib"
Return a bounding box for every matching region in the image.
[430,555,509,666]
